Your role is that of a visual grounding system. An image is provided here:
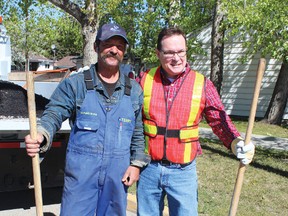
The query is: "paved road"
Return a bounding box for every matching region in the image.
[0,187,136,216]
[199,127,288,151]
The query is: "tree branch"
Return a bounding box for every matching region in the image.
[47,0,83,24]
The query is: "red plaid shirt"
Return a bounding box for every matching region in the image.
[138,64,240,155]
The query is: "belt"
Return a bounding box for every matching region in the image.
[152,159,192,167]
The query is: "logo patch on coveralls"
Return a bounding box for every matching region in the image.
[119,117,131,123]
[80,111,97,116]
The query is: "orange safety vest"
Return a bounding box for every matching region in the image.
[140,67,205,164]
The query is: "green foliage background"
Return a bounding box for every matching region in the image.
[1,0,287,69]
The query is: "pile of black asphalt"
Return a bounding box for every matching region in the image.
[0,80,49,118]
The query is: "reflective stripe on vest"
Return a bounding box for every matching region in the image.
[141,67,205,163]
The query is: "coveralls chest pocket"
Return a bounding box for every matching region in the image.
[69,114,102,154]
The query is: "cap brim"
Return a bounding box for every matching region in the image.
[102,34,129,44]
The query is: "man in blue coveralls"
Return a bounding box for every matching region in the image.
[25,23,150,216]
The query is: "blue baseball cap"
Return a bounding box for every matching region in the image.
[96,23,129,44]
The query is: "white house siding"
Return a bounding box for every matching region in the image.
[36,61,54,71]
[190,26,288,120]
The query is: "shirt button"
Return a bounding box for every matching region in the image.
[169,98,172,101]
[106,107,111,112]
[106,99,110,102]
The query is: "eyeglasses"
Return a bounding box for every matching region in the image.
[160,50,187,58]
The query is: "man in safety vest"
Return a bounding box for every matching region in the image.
[136,26,255,216]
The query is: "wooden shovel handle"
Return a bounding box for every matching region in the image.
[26,71,43,216]
[228,58,266,216]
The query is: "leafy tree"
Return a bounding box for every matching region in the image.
[48,14,83,60]
[0,0,9,14]
[2,0,82,69]
[8,0,47,71]
[47,0,122,66]
[2,0,215,71]
[109,0,215,70]
[223,0,288,125]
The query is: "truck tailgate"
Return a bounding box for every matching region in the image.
[0,118,71,133]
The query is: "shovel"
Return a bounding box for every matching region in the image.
[228,58,266,216]
[26,71,43,216]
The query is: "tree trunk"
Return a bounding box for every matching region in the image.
[48,0,98,66]
[82,22,98,67]
[264,59,288,125]
[25,52,29,72]
[210,0,225,95]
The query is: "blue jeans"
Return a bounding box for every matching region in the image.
[137,160,198,216]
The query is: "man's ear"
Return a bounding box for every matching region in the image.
[123,44,128,55]
[156,49,160,58]
[94,43,98,52]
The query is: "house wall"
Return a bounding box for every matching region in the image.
[36,61,54,71]
[190,26,288,120]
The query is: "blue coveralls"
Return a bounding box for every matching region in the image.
[60,70,135,216]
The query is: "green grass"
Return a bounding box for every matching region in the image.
[129,121,288,215]
[197,138,288,216]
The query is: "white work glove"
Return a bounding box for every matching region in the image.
[231,139,255,165]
